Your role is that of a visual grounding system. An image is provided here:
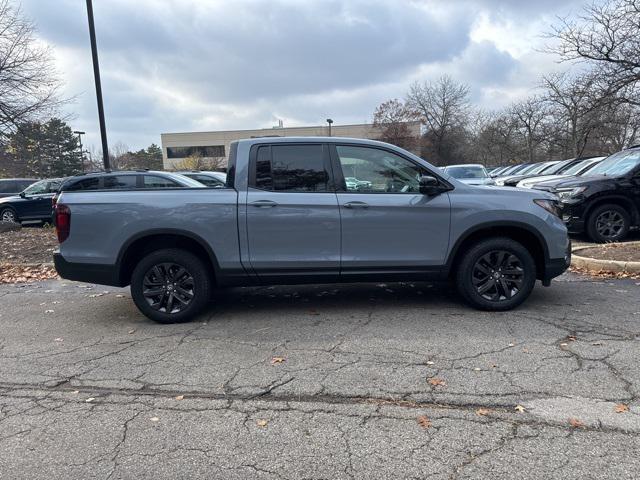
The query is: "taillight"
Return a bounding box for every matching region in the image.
[55,204,71,243]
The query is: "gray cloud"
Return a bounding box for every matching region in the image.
[20,0,587,149]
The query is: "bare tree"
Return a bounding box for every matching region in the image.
[541,72,606,157]
[549,0,640,106]
[509,97,549,163]
[372,98,418,150]
[406,75,470,165]
[0,0,64,138]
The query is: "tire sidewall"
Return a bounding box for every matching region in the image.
[130,249,211,323]
[456,238,537,311]
[587,204,630,243]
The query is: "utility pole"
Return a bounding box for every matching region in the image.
[326,118,333,137]
[74,131,86,172]
[85,0,110,170]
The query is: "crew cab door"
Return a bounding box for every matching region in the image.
[245,143,341,281]
[332,144,451,273]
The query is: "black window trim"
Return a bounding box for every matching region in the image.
[328,143,453,194]
[248,142,335,193]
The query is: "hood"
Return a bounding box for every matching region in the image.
[550,174,615,190]
[518,174,569,187]
[0,194,20,204]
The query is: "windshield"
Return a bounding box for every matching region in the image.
[445,166,487,179]
[542,159,575,175]
[528,163,554,175]
[586,150,640,177]
[563,158,599,176]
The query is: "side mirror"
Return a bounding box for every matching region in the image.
[19,192,26,198]
[419,175,442,196]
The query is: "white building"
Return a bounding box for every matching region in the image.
[161,122,421,170]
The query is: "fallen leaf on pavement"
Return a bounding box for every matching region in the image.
[426,361,435,365]
[150,417,159,422]
[45,310,55,314]
[271,356,285,365]
[85,397,95,403]
[559,343,568,347]
[175,395,184,401]
[569,418,585,428]
[256,419,268,427]
[128,329,136,334]
[54,337,63,342]
[514,405,526,413]
[417,415,432,429]
[70,390,79,394]
[428,377,446,387]
[567,335,577,341]
[476,408,491,416]
[614,403,629,413]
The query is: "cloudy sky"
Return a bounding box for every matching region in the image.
[21,0,586,150]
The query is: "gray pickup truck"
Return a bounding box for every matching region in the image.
[54,137,571,323]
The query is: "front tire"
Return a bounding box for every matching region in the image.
[130,248,212,323]
[586,204,630,243]
[0,207,18,223]
[455,237,536,311]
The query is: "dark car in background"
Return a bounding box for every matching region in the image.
[537,147,640,242]
[59,170,205,193]
[0,178,64,223]
[0,178,38,198]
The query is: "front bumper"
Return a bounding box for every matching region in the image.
[54,252,124,287]
[542,238,571,285]
[558,202,587,234]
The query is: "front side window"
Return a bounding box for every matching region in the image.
[103,175,137,190]
[143,175,180,188]
[336,145,426,193]
[252,144,329,192]
[23,180,49,195]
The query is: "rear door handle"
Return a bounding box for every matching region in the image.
[250,200,278,208]
[343,201,369,209]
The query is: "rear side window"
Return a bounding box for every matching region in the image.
[143,175,180,188]
[251,144,330,192]
[0,180,33,193]
[65,177,101,191]
[103,175,138,190]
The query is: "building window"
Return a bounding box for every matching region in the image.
[166,145,225,159]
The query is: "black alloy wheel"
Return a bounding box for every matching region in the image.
[142,263,195,314]
[131,248,212,323]
[472,250,524,302]
[594,210,625,241]
[587,204,630,243]
[456,237,536,311]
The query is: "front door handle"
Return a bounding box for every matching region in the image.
[250,200,278,208]
[343,201,369,209]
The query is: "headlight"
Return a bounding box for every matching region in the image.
[555,186,586,201]
[534,199,561,218]
[494,179,505,186]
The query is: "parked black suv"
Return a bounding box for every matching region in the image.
[0,178,65,223]
[538,147,640,242]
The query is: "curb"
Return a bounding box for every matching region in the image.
[571,242,640,274]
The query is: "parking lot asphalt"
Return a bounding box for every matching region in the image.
[0,274,639,479]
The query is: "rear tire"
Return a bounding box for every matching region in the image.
[130,248,212,324]
[455,237,536,311]
[586,204,630,243]
[0,207,18,223]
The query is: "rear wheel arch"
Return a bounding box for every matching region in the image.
[447,223,548,280]
[117,230,219,286]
